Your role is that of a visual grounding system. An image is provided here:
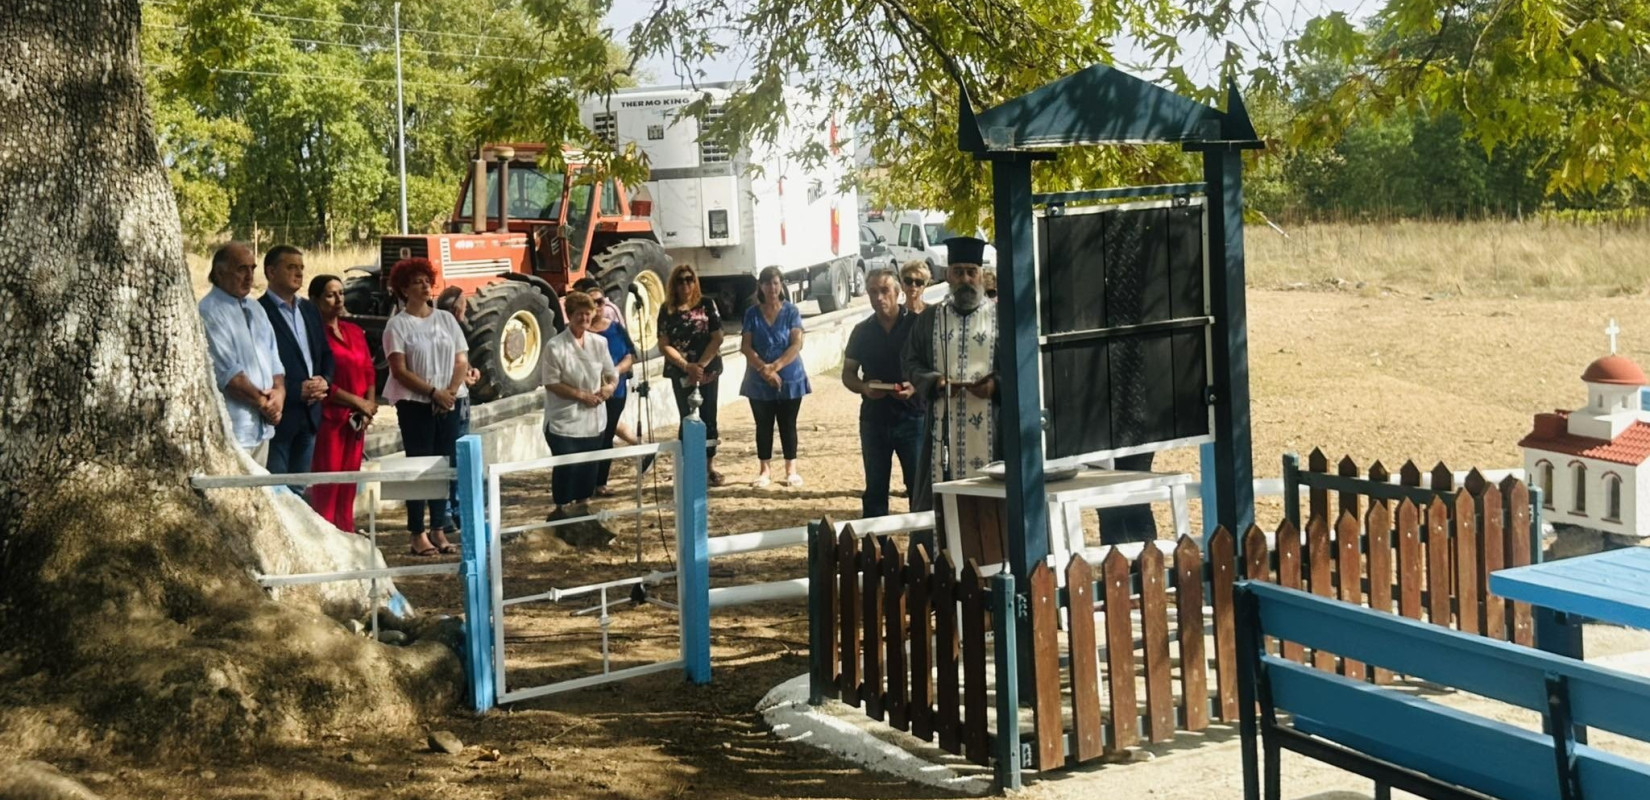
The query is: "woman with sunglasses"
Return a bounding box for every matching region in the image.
[658,264,726,486]
[899,260,930,315]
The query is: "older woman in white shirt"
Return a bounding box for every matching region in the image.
[382,258,469,557]
[542,291,618,520]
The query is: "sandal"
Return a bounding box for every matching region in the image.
[751,475,772,489]
[785,473,804,488]
[594,485,616,497]
[409,545,440,557]
[707,470,726,487]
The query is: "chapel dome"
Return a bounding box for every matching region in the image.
[1581,355,1649,386]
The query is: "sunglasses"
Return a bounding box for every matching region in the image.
[902,277,925,286]
[675,275,697,284]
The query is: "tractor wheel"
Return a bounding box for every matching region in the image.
[593,239,671,356]
[342,274,392,393]
[466,281,555,403]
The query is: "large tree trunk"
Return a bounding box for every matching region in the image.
[0,0,456,757]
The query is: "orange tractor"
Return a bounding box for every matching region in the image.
[344,143,672,402]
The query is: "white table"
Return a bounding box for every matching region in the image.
[932,468,1195,580]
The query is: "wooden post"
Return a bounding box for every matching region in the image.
[808,520,838,704]
[1068,555,1105,759]
[1174,537,1210,730]
[1103,548,1139,750]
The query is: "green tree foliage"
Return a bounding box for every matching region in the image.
[141,0,616,247]
[1283,0,1650,199]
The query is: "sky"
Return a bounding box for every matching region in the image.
[604,0,1374,89]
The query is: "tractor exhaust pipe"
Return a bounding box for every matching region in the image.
[494,146,514,234]
[471,157,486,233]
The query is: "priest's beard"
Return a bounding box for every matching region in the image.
[952,285,981,312]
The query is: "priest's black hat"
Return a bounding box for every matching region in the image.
[944,236,988,266]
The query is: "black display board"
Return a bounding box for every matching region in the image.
[1037,201,1211,459]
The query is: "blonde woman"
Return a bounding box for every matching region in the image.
[657,264,726,486]
[899,259,930,315]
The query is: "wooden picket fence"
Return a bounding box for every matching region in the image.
[808,458,1539,787]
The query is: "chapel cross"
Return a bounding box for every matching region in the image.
[1607,318,1621,354]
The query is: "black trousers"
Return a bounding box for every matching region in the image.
[671,377,718,458]
[1096,452,1159,544]
[396,400,462,534]
[544,428,603,507]
[750,397,803,461]
[595,394,626,487]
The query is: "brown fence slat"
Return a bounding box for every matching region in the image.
[1426,498,1452,627]
[838,530,861,705]
[1431,463,1455,492]
[1396,500,1423,622]
[934,553,961,754]
[1479,484,1506,641]
[1244,526,1269,581]
[1103,548,1140,751]
[1210,528,1240,722]
[907,544,934,741]
[1172,537,1209,732]
[1139,546,1175,743]
[961,562,989,766]
[818,522,839,696]
[1399,460,1422,489]
[1068,555,1106,761]
[862,536,885,720]
[1336,512,1367,681]
[1366,502,1395,684]
[1308,449,1330,524]
[1502,477,1535,646]
[1454,489,1481,636]
[1306,516,1337,672]
[1028,562,1064,770]
[1338,455,1361,523]
[881,538,909,730]
[1274,519,1305,663]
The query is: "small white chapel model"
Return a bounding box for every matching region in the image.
[1519,320,1650,539]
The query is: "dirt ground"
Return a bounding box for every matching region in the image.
[46,288,1650,798]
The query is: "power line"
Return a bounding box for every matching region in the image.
[146,63,477,90]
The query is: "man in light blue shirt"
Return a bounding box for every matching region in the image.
[198,242,286,463]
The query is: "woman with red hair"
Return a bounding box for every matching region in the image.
[382,258,469,556]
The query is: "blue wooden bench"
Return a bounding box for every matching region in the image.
[1235,580,1650,800]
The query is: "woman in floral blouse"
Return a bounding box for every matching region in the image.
[657,264,725,486]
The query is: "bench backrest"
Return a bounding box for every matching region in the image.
[1236,580,1650,800]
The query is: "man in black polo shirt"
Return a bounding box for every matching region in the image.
[842,268,922,518]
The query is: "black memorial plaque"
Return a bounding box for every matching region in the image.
[1037,201,1210,458]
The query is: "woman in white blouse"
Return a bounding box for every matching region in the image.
[542,291,618,521]
[382,258,469,557]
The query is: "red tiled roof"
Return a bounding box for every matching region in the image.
[1520,409,1650,466]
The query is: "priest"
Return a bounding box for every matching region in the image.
[900,237,1000,512]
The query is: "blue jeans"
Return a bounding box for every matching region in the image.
[397,399,463,535]
[266,425,317,495]
[860,412,921,518]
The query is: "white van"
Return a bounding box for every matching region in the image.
[887,210,997,274]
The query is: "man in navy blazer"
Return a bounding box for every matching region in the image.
[258,245,335,485]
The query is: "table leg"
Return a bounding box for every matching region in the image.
[1171,484,1190,541]
[1535,607,1588,744]
[943,494,963,577]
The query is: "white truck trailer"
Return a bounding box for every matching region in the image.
[580,84,861,316]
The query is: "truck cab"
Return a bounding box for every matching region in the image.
[888,210,997,276]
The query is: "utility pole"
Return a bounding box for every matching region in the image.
[394,2,409,234]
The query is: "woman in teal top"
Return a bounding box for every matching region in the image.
[740,266,811,487]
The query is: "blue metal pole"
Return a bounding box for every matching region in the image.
[1200,441,1220,545]
[1201,148,1256,536]
[677,417,712,684]
[991,156,1050,580]
[455,434,494,712]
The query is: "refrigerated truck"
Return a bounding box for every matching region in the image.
[580,84,862,315]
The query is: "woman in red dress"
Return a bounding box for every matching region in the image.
[307,274,379,531]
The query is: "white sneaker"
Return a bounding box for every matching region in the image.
[785,473,804,488]
[751,475,772,488]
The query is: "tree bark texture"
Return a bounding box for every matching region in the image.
[0,0,454,756]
